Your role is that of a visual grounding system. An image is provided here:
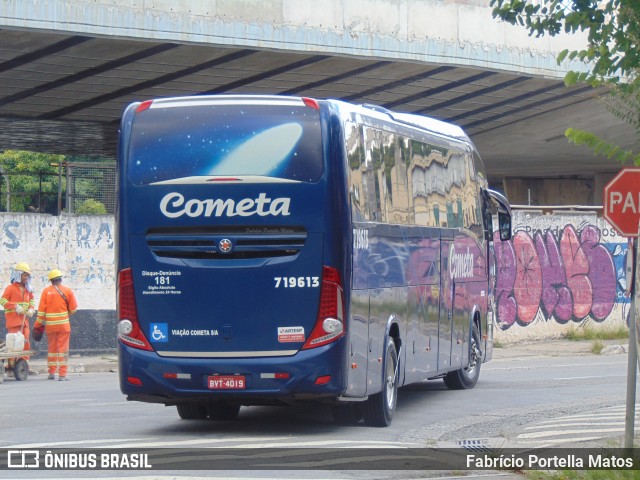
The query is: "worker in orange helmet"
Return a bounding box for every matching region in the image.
[0,262,36,370]
[35,269,78,381]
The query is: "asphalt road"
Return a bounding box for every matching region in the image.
[0,340,637,479]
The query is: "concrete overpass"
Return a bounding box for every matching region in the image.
[0,0,637,202]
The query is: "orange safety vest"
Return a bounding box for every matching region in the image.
[0,282,35,329]
[35,284,78,333]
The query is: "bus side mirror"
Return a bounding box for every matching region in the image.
[498,211,512,241]
[482,188,512,242]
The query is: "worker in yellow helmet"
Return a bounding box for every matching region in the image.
[35,269,78,381]
[0,262,36,370]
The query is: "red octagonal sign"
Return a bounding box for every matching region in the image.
[604,167,640,237]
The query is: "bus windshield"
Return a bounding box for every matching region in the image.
[128,102,323,185]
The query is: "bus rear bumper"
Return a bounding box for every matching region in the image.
[118,342,348,406]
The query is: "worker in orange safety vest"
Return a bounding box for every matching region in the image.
[35,269,78,381]
[0,262,36,366]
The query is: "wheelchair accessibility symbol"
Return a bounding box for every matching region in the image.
[150,323,168,342]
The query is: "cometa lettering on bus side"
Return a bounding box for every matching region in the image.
[159,192,291,218]
[449,245,474,279]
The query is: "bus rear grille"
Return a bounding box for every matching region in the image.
[145,227,307,260]
[155,250,298,260]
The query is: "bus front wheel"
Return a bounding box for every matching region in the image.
[443,323,482,390]
[363,337,398,427]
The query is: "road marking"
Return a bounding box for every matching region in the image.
[486,361,626,371]
[7,437,416,449]
[554,374,627,380]
[516,404,640,446]
[520,436,607,445]
[518,427,626,439]
[5,438,149,448]
[111,439,416,449]
[525,421,626,429]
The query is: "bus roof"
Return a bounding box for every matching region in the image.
[132,94,473,146]
[328,100,472,144]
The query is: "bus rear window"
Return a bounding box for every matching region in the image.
[128,103,323,185]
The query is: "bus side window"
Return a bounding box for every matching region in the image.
[346,121,366,221]
[483,207,493,241]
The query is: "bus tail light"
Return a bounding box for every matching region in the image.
[127,376,143,386]
[117,268,153,351]
[135,100,153,113]
[302,97,319,110]
[314,375,331,385]
[302,266,345,350]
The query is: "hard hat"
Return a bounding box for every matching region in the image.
[14,262,31,274]
[48,269,63,281]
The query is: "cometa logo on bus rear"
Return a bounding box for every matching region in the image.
[159,192,291,218]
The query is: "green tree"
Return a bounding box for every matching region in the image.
[0,150,63,212]
[490,0,640,165]
[75,198,107,215]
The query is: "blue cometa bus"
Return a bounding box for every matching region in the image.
[116,95,512,426]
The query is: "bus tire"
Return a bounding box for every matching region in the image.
[176,403,208,420]
[443,323,482,390]
[363,337,398,427]
[332,404,363,425]
[208,404,241,421]
[14,358,28,381]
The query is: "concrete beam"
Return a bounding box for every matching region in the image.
[1,0,590,79]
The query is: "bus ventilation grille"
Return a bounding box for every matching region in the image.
[146,231,306,260]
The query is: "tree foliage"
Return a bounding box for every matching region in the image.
[75,198,107,215]
[490,0,640,165]
[0,149,62,173]
[0,150,113,214]
[0,150,63,212]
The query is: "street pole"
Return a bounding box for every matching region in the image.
[624,234,639,449]
[57,161,62,215]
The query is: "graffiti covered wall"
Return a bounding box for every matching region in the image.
[495,210,630,343]
[0,213,114,310]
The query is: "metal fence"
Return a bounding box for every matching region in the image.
[0,161,116,215]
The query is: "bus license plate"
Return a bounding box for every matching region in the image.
[208,375,246,390]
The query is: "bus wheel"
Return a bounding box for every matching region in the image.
[444,323,482,390]
[332,404,363,425]
[13,359,28,381]
[363,337,398,427]
[176,403,208,420]
[208,404,241,421]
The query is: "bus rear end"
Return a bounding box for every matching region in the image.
[116,96,348,419]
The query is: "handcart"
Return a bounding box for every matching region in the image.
[0,342,35,383]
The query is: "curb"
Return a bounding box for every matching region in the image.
[26,355,118,375]
[21,341,631,374]
[492,339,628,359]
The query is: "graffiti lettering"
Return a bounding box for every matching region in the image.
[77,222,91,248]
[495,224,618,329]
[3,221,19,249]
[96,222,113,248]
